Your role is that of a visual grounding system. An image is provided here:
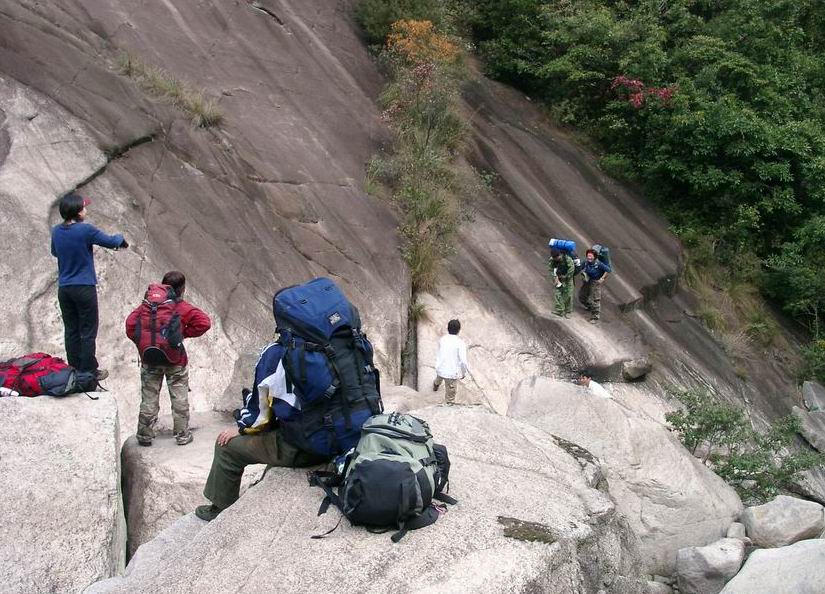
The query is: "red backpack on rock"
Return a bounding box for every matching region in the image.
[0,353,96,397]
[132,283,184,366]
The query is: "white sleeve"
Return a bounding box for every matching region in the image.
[459,340,469,376]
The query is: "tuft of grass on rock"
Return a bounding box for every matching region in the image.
[116,51,223,128]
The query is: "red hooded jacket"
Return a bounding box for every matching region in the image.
[125,299,211,367]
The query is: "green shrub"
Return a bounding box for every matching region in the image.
[355,0,444,44]
[666,388,825,504]
[800,340,825,384]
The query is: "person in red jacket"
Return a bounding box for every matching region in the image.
[126,271,211,446]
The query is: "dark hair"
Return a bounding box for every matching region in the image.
[161,271,186,295]
[550,248,561,258]
[59,193,85,222]
[585,249,597,258]
[447,319,461,335]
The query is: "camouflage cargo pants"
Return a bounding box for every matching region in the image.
[137,365,190,440]
[554,279,574,315]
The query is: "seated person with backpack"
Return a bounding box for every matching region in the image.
[125,271,211,446]
[195,279,382,522]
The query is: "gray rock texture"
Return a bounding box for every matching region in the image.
[622,358,653,381]
[508,377,742,575]
[802,381,825,412]
[726,522,747,540]
[122,411,266,558]
[719,539,825,594]
[792,406,825,452]
[0,394,126,594]
[741,495,825,548]
[87,405,646,594]
[676,538,744,594]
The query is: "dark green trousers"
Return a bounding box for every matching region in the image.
[203,429,327,510]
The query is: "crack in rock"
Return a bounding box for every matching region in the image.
[249,1,285,26]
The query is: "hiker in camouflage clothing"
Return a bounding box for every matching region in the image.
[549,248,575,318]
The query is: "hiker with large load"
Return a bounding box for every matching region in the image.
[579,245,612,323]
[50,192,128,382]
[125,271,211,447]
[195,277,383,522]
[548,238,577,318]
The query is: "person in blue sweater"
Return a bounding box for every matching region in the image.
[50,193,128,379]
[579,249,612,323]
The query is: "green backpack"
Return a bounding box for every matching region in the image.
[309,412,456,542]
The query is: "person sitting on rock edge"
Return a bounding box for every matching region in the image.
[579,249,612,323]
[194,328,328,522]
[126,271,211,447]
[51,192,128,381]
[549,248,575,318]
[433,319,469,405]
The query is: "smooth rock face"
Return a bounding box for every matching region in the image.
[726,522,747,540]
[122,412,266,558]
[622,358,653,381]
[792,406,825,452]
[676,538,744,594]
[741,495,825,548]
[508,377,743,575]
[802,381,825,412]
[0,394,126,594]
[87,406,645,594]
[719,539,825,594]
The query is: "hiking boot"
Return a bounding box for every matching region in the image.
[137,437,152,447]
[95,369,109,381]
[589,318,599,324]
[552,311,564,318]
[175,431,194,446]
[564,312,572,318]
[195,504,223,522]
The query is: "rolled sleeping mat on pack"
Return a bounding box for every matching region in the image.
[548,238,577,253]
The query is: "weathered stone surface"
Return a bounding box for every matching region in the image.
[726,522,746,540]
[622,358,653,381]
[508,377,742,575]
[792,406,825,452]
[88,405,644,594]
[802,381,825,412]
[122,411,266,558]
[719,539,825,594]
[645,583,673,594]
[676,538,744,594]
[740,495,824,548]
[0,394,125,594]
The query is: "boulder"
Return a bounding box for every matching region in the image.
[122,412,267,558]
[792,406,825,452]
[508,377,743,575]
[802,381,825,412]
[725,522,746,540]
[622,358,653,381]
[719,539,825,594]
[675,538,744,594]
[740,495,824,548]
[645,583,673,594]
[0,394,126,594]
[87,405,647,594]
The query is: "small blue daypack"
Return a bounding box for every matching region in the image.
[272,278,383,458]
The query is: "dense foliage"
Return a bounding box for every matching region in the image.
[666,388,824,504]
[464,0,825,342]
[366,19,477,292]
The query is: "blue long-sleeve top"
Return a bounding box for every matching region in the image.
[50,222,124,286]
[582,259,612,282]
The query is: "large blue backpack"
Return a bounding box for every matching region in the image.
[272,278,383,458]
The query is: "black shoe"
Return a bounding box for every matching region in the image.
[195,504,223,522]
[137,437,152,447]
[95,369,109,381]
